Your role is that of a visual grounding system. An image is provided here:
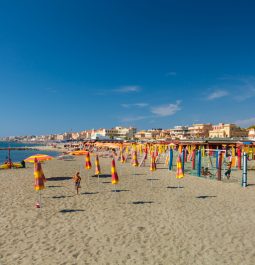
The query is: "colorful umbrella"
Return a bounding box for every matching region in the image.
[132,151,139,167]
[120,150,126,163]
[25,154,53,163]
[95,155,101,175]
[150,154,156,172]
[85,152,92,169]
[176,155,184,179]
[34,159,46,191]
[111,159,119,184]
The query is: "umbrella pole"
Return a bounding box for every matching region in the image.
[97,174,100,192]
[115,185,117,204]
[39,190,42,208]
[87,170,89,188]
[150,170,153,189]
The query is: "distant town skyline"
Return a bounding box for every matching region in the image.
[1,1,255,137]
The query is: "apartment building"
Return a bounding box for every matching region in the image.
[169,126,190,140]
[209,123,248,138]
[188,123,212,138]
[248,128,255,139]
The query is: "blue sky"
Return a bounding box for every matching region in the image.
[1,0,255,136]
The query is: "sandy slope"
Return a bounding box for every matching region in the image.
[0,156,255,265]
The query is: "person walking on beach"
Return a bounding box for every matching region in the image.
[72,172,81,195]
[225,162,232,180]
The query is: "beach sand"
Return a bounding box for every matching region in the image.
[0,155,255,265]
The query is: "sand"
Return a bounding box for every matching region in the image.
[0,155,255,265]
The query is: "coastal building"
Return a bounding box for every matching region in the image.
[188,123,213,138]
[169,126,190,140]
[248,128,255,139]
[111,126,137,139]
[209,123,248,138]
[134,129,162,140]
[134,130,146,139]
[71,132,80,140]
[90,127,136,140]
[56,132,72,141]
[159,129,171,139]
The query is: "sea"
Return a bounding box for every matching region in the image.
[0,141,60,164]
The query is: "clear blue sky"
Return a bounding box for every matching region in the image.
[1,0,255,136]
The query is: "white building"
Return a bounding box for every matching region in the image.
[248,128,255,140]
[91,127,136,140]
[169,126,190,140]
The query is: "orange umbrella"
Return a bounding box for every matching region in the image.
[70,150,88,156]
[25,154,53,163]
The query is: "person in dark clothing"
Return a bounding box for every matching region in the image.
[21,160,26,168]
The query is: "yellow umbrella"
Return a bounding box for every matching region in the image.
[24,154,53,163]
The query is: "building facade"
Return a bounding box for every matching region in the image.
[188,123,212,138]
[209,123,248,138]
[248,128,255,139]
[169,126,190,140]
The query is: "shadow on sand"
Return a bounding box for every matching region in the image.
[111,189,129,193]
[91,174,111,178]
[47,176,72,181]
[131,201,154,205]
[167,186,184,189]
[196,195,217,199]
[81,192,99,195]
[48,185,63,188]
[52,195,75,199]
[59,209,85,213]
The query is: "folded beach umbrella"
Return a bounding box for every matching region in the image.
[85,152,92,169]
[120,150,126,163]
[150,154,156,172]
[176,155,184,179]
[95,155,101,175]
[25,154,53,163]
[132,151,139,167]
[34,158,45,191]
[165,154,170,166]
[111,159,119,184]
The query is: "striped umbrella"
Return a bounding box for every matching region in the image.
[132,151,139,167]
[111,159,119,185]
[176,155,184,179]
[120,150,126,163]
[95,155,101,175]
[34,159,46,191]
[85,152,92,169]
[150,154,156,172]
[25,154,53,163]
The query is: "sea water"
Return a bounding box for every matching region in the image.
[0,141,60,164]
